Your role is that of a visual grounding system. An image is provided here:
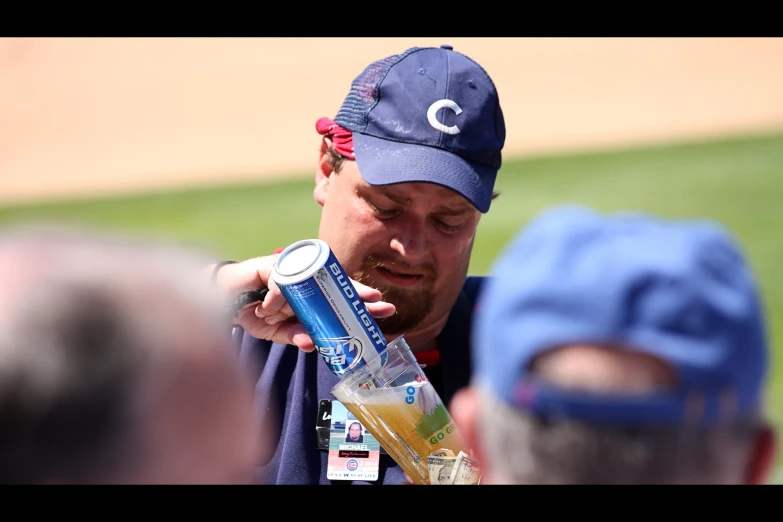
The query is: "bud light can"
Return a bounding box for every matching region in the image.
[272,239,388,378]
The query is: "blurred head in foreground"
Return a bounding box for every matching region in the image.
[0,225,263,484]
[451,205,777,484]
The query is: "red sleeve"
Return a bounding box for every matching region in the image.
[414,349,441,368]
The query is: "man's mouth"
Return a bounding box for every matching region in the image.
[375,266,425,287]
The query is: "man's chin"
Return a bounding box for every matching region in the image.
[373,287,434,337]
[352,267,435,336]
[375,316,411,338]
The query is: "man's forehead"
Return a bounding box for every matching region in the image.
[361,179,475,211]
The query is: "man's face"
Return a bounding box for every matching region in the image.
[349,423,361,440]
[315,160,481,337]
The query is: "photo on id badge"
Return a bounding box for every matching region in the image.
[327,401,380,481]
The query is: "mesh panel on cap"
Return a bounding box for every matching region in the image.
[334,47,423,133]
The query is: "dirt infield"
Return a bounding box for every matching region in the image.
[2,38,783,205]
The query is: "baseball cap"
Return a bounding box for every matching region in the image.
[332,44,505,213]
[473,205,769,426]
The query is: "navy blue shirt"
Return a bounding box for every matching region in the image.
[237,276,485,485]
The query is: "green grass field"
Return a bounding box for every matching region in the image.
[2,128,782,483]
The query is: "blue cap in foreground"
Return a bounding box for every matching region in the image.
[473,205,769,426]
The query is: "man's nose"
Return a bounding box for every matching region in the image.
[389,218,430,261]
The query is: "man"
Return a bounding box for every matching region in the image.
[0,225,265,484]
[345,422,364,444]
[450,205,777,484]
[210,44,506,484]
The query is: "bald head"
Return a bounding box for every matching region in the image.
[0,225,262,484]
[530,344,678,395]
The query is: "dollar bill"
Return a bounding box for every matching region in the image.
[430,448,455,458]
[427,455,457,485]
[447,451,481,485]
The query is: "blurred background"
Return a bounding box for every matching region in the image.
[2,37,782,482]
[3,37,783,204]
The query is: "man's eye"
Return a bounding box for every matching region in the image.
[434,219,463,232]
[369,202,397,216]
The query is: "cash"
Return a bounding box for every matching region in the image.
[447,451,481,485]
[427,455,457,485]
[430,448,455,458]
[426,449,481,485]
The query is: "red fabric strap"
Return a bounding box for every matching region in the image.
[315,117,355,159]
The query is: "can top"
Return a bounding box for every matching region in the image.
[273,239,331,286]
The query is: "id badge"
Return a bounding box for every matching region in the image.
[316,400,387,455]
[318,400,381,481]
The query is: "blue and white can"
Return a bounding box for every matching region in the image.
[272,239,388,378]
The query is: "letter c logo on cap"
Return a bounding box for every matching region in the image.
[427,99,462,135]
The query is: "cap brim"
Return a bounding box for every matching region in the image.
[352,133,497,213]
[507,377,694,426]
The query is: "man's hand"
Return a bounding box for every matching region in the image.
[209,256,396,352]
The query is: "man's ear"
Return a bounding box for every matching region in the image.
[450,387,483,466]
[313,140,334,207]
[744,424,777,484]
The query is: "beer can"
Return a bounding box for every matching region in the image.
[272,239,388,377]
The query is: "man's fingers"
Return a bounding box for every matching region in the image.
[286,324,316,352]
[235,309,316,352]
[402,473,417,485]
[352,279,383,302]
[234,306,270,334]
[235,272,393,349]
[255,277,290,317]
[258,279,394,321]
[214,255,279,297]
[366,301,396,318]
[269,319,316,353]
[351,279,396,317]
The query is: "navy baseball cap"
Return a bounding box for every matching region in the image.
[333,45,506,213]
[473,205,769,426]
